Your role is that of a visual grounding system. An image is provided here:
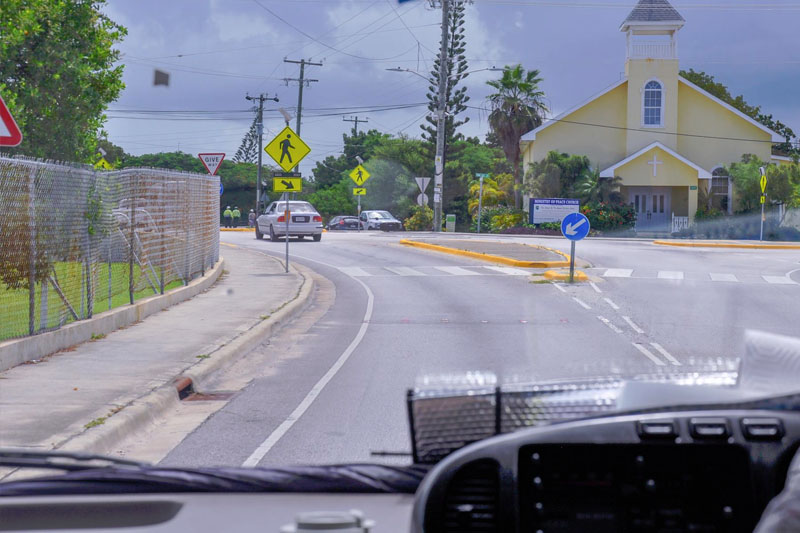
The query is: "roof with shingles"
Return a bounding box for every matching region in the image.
[623,0,684,24]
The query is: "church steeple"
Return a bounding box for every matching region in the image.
[621,0,684,60]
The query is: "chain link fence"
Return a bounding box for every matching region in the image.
[0,156,219,342]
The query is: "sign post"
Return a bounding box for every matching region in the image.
[561,212,591,283]
[759,167,767,242]
[475,173,489,233]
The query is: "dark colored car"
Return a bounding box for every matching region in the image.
[326,216,360,230]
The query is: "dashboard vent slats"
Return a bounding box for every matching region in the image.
[442,459,500,532]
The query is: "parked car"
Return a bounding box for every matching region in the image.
[256,201,323,242]
[359,210,403,231]
[326,216,360,230]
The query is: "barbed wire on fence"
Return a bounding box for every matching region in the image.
[0,155,220,342]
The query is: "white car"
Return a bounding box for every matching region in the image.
[255,201,323,242]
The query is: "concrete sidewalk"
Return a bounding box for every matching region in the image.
[0,244,307,457]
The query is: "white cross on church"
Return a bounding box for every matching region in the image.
[648,154,663,177]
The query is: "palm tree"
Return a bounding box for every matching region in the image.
[575,166,624,204]
[486,65,548,209]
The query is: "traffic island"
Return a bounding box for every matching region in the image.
[542,269,590,282]
[399,239,571,268]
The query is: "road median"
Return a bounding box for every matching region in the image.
[400,238,570,268]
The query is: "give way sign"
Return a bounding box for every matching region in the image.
[198,153,225,175]
[0,95,22,147]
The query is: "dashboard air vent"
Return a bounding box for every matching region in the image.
[442,459,500,532]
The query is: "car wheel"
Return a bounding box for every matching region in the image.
[297,235,304,241]
[313,233,322,242]
[269,225,279,242]
[255,224,264,240]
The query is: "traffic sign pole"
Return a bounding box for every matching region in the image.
[284,193,290,273]
[759,167,767,242]
[357,195,361,232]
[561,212,591,283]
[569,241,576,283]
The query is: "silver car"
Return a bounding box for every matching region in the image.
[256,201,323,242]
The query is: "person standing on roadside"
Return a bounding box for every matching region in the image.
[248,209,256,228]
[223,205,232,228]
[232,206,241,227]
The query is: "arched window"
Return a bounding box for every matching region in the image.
[643,80,663,127]
[710,167,731,213]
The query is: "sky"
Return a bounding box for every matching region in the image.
[103,0,800,175]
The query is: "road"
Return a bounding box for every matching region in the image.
[161,230,800,468]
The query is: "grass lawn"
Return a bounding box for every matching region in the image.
[0,262,183,342]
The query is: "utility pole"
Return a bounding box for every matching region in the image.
[343,116,368,135]
[283,58,322,138]
[245,93,279,214]
[432,0,450,232]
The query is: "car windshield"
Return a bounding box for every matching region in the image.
[3,0,800,486]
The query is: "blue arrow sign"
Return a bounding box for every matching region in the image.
[219,182,224,196]
[561,212,590,241]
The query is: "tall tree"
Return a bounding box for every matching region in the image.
[680,69,796,155]
[233,115,259,164]
[420,1,470,159]
[486,65,548,208]
[0,0,126,161]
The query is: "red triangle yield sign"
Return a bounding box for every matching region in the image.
[198,152,225,175]
[0,95,22,147]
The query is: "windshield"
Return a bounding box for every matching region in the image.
[3,0,800,485]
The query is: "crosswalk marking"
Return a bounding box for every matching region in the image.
[710,273,738,282]
[658,271,684,280]
[573,297,591,310]
[483,266,531,276]
[434,266,480,276]
[339,267,371,277]
[633,343,666,366]
[650,342,682,366]
[384,266,424,276]
[604,269,633,278]
[763,275,796,285]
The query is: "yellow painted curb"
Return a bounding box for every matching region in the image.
[220,228,253,232]
[399,239,570,268]
[653,240,800,250]
[543,270,589,282]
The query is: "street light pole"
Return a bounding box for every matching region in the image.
[245,93,278,214]
[433,0,450,233]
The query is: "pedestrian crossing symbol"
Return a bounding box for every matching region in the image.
[94,158,113,170]
[349,165,370,186]
[265,126,311,172]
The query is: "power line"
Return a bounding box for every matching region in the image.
[343,116,369,134]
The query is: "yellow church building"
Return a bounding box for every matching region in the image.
[521,0,789,233]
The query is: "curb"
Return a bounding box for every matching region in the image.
[653,240,800,250]
[543,269,589,282]
[220,228,253,232]
[58,258,317,457]
[0,258,226,373]
[399,239,570,268]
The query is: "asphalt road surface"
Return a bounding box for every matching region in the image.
[162,231,800,467]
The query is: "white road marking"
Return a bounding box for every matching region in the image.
[650,342,682,366]
[710,273,738,282]
[573,297,591,310]
[622,316,644,334]
[633,343,666,366]
[603,298,620,310]
[484,266,531,276]
[243,256,375,467]
[658,271,684,280]
[338,266,371,277]
[589,282,602,294]
[763,275,796,285]
[597,316,623,334]
[434,266,480,276]
[385,266,425,276]
[551,283,567,293]
[604,269,633,278]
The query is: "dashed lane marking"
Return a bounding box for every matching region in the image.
[622,315,644,334]
[597,315,623,334]
[710,273,739,282]
[603,298,620,311]
[650,342,682,366]
[633,343,666,366]
[573,297,591,310]
[551,283,567,293]
[589,282,602,293]
[658,271,684,280]
[603,269,633,278]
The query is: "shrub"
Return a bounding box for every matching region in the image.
[471,206,527,233]
[403,205,433,231]
[695,206,725,221]
[580,202,636,231]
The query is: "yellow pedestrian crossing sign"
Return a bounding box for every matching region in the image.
[273,177,303,193]
[94,158,112,170]
[265,126,311,172]
[761,175,768,193]
[349,165,370,186]
[353,187,366,196]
